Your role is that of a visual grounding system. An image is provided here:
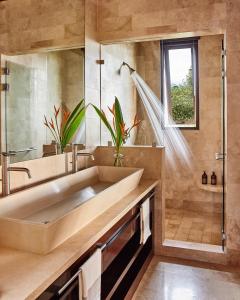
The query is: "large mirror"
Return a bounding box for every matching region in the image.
[100,35,225,248]
[1,48,85,163]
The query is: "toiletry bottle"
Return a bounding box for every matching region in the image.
[211,172,217,185]
[202,171,208,185]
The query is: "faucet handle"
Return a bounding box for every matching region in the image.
[2,147,37,156]
[1,151,16,157]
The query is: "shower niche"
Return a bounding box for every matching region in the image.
[100,34,226,251]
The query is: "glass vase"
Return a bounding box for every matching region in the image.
[113,150,124,167]
[56,143,64,155]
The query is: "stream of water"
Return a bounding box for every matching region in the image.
[131,72,193,169]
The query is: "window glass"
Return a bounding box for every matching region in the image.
[161,38,199,129]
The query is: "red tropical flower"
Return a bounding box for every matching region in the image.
[54,105,60,118]
[44,115,49,127]
[108,104,115,116]
[133,114,141,127]
[49,118,55,130]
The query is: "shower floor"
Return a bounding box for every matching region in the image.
[165,208,221,245]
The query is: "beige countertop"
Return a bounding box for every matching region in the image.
[0,179,158,300]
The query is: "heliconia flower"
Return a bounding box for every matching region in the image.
[43,115,49,127]
[54,105,60,118]
[63,109,70,122]
[120,122,126,136]
[113,117,116,130]
[49,118,55,130]
[132,114,141,127]
[108,104,115,116]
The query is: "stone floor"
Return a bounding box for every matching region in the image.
[133,257,240,300]
[165,208,222,245]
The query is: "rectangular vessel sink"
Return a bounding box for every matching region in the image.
[0,166,143,254]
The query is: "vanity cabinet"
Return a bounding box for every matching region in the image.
[37,189,154,300]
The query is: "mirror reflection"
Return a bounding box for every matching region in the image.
[1,48,85,163]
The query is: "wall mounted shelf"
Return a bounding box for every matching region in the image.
[200,184,223,193]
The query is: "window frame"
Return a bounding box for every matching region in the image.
[161,37,200,130]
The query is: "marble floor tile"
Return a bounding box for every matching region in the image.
[133,257,240,300]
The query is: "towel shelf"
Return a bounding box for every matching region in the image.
[58,211,141,296]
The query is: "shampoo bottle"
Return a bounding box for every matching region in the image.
[202,171,208,185]
[211,172,217,185]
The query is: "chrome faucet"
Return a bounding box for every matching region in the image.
[72,144,95,173]
[1,150,34,196]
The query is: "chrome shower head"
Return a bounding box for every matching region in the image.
[118,61,135,75]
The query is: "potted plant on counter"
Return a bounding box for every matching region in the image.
[91,97,141,167]
[44,99,86,154]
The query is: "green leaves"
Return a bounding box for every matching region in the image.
[113,97,124,149]
[90,97,139,151]
[171,69,195,123]
[44,99,86,153]
[61,99,86,149]
[45,97,141,156]
[90,104,116,145]
[90,97,125,149]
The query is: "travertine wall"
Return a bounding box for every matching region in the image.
[98,0,226,43]
[0,1,8,53]
[0,0,85,54]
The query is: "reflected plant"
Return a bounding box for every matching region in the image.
[44,99,86,153]
[91,97,141,166]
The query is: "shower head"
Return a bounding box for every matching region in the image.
[118,61,135,75]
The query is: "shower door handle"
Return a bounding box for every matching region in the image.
[215,153,225,160]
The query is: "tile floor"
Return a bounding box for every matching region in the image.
[133,257,240,300]
[165,208,221,245]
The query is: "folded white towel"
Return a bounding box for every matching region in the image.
[79,248,102,300]
[140,198,151,244]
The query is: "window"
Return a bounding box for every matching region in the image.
[161,37,199,129]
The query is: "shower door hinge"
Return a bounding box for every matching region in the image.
[222,70,226,79]
[0,83,9,91]
[215,152,225,160]
[222,49,227,56]
[222,232,226,241]
[1,67,10,75]
[96,59,104,65]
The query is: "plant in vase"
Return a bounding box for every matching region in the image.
[91,97,141,167]
[44,99,86,154]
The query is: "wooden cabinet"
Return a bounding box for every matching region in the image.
[37,189,155,300]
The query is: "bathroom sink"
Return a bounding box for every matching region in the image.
[0,166,143,254]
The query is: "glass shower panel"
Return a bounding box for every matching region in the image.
[163,35,224,249]
[5,59,39,162]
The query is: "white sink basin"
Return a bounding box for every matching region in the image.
[0,166,143,254]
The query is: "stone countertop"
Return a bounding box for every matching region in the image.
[0,179,159,300]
